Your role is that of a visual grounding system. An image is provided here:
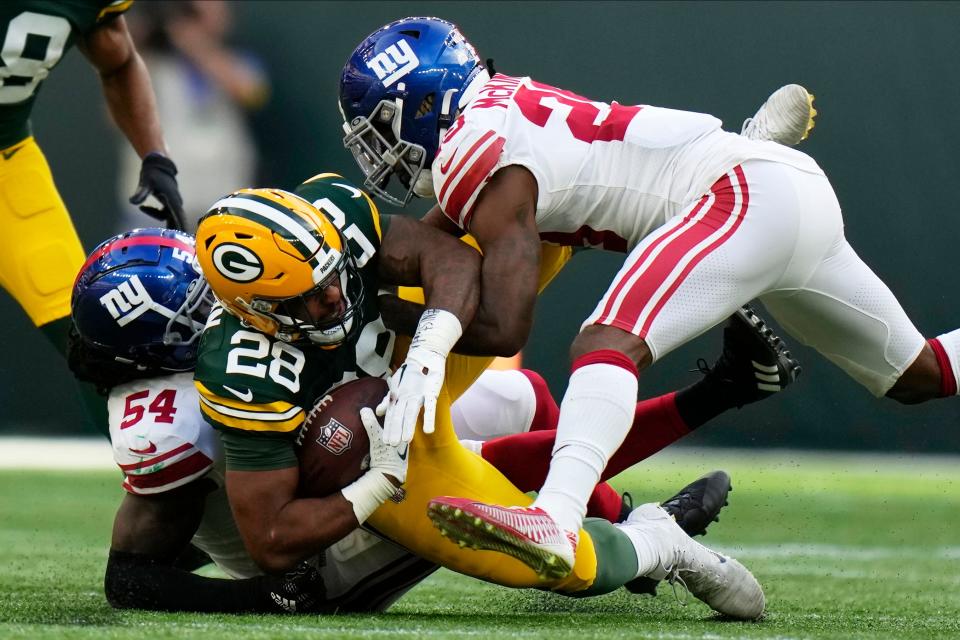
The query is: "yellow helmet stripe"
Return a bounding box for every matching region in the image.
[304,172,344,184]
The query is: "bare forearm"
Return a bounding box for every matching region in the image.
[252,493,358,573]
[379,215,480,329]
[379,293,424,337]
[455,231,541,356]
[100,51,165,158]
[419,246,480,327]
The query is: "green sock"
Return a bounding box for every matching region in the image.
[568,517,640,597]
[38,316,110,438]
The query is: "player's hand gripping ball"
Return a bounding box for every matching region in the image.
[296,377,388,497]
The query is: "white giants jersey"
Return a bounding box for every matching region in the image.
[108,372,222,495]
[433,74,824,252]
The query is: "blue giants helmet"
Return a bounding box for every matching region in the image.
[339,16,489,206]
[71,228,214,373]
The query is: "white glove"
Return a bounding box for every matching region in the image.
[378,309,462,445]
[360,407,408,483]
[377,348,446,445]
[341,407,408,524]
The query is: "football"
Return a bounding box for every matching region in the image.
[295,376,388,498]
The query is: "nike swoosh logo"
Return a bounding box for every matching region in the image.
[439,150,457,174]
[223,385,254,402]
[2,144,24,160]
[397,444,408,461]
[129,442,158,455]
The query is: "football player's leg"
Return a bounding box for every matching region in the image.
[476,429,624,523]
[533,164,795,543]
[450,369,539,441]
[433,165,799,577]
[451,367,624,521]
[369,387,601,588]
[318,529,438,613]
[761,238,949,403]
[0,138,85,336]
[0,138,108,434]
[576,507,765,620]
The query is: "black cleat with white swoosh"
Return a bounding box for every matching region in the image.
[700,304,801,408]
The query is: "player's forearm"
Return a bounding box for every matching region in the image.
[454,237,540,356]
[378,293,424,337]
[99,51,167,158]
[380,215,480,329]
[253,494,359,574]
[418,243,480,329]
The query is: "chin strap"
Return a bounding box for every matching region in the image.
[437,88,459,141]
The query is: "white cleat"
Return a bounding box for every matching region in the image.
[741,84,817,146]
[625,503,765,620]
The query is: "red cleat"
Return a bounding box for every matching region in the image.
[427,497,577,580]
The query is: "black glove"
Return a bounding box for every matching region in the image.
[129,152,187,230]
[264,561,327,614]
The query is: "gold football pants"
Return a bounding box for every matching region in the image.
[0,137,85,328]
[368,243,601,592]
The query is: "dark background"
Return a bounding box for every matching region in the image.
[3,1,958,452]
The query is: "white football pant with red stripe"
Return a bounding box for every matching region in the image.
[586,159,927,397]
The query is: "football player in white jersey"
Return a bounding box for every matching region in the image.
[339,16,960,579]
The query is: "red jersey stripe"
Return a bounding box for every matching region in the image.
[123,450,213,490]
[636,166,749,336]
[593,183,719,326]
[454,136,507,229]
[437,129,497,205]
[75,236,195,289]
[928,338,958,397]
[118,442,194,471]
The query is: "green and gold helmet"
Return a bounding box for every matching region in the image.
[196,188,365,346]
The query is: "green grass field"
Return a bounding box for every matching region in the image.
[2,449,959,639]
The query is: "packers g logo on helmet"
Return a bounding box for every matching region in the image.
[211,243,264,283]
[195,188,365,346]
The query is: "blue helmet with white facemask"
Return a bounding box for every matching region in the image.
[339,17,489,206]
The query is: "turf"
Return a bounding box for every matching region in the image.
[2,449,959,639]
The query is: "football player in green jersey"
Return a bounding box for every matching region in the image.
[194,175,482,573]
[192,176,767,620]
[1,1,184,434]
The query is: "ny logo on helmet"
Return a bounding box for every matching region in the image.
[366,39,419,87]
[99,275,154,327]
[212,243,264,283]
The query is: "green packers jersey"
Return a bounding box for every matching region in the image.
[194,173,397,471]
[0,0,132,149]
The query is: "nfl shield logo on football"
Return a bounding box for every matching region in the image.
[317,418,353,455]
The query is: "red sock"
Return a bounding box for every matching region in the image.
[603,392,691,479]
[481,429,554,493]
[480,391,691,522]
[480,433,624,522]
[585,481,624,522]
[519,369,560,431]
